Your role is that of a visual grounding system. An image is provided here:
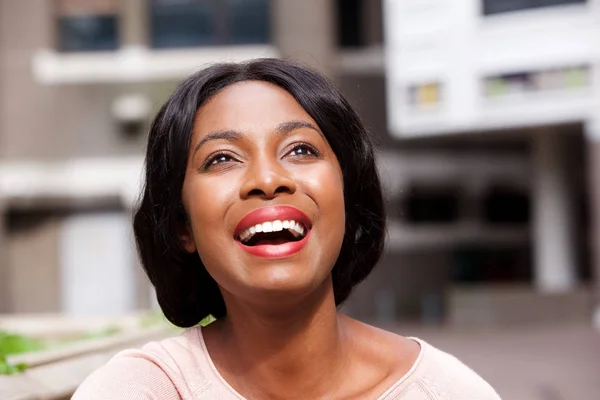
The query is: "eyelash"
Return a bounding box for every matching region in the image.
[287,142,320,158]
[202,143,320,170]
[202,152,236,170]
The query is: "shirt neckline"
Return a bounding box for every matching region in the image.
[376,337,426,399]
[196,328,426,400]
[197,327,247,399]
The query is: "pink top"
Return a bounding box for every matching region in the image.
[73,327,501,399]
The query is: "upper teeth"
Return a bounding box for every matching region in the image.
[238,220,306,242]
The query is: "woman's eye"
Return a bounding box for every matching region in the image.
[211,154,233,164]
[288,144,319,158]
[204,153,236,169]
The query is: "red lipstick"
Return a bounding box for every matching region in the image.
[234,205,312,259]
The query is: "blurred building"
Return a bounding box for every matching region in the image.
[0,0,596,328]
[0,0,359,316]
[351,0,597,327]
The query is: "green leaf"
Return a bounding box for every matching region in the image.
[0,330,45,356]
[0,357,29,375]
[199,315,216,327]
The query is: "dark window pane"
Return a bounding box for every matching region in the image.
[400,185,461,224]
[57,15,118,52]
[452,246,532,283]
[482,185,530,225]
[483,0,586,15]
[228,0,270,44]
[150,0,270,48]
[150,0,216,48]
[336,0,363,48]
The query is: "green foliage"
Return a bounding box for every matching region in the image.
[199,315,216,327]
[139,310,215,330]
[0,330,45,375]
[0,355,28,375]
[0,330,44,356]
[0,312,209,376]
[0,325,125,375]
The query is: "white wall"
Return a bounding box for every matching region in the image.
[384,0,600,137]
[60,211,136,315]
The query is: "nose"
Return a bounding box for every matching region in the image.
[240,157,297,200]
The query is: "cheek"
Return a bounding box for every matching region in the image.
[302,163,345,232]
[182,174,238,242]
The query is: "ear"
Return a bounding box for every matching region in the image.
[179,220,197,253]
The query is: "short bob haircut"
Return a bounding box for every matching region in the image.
[133,58,386,328]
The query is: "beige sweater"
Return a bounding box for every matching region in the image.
[73,327,501,399]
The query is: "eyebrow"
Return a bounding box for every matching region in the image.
[275,120,321,136]
[192,120,322,155]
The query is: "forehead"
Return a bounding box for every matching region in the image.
[193,80,316,136]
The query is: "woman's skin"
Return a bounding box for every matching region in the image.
[180,81,420,399]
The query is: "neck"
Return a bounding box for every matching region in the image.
[206,279,349,399]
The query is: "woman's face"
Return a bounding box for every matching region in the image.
[181,81,346,307]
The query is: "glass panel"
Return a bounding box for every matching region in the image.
[57,15,119,52]
[336,0,363,48]
[452,246,532,283]
[417,83,441,105]
[150,0,216,48]
[483,0,586,15]
[408,82,442,111]
[483,185,530,224]
[150,0,270,48]
[483,66,590,98]
[400,184,461,224]
[227,0,271,44]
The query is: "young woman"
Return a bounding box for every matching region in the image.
[74,58,501,399]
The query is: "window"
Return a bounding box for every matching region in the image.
[452,246,531,283]
[336,0,383,48]
[483,66,590,98]
[337,0,363,48]
[482,184,530,225]
[400,184,461,224]
[228,0,271,45]
[150,0,271,49]
[56,0,119,52]
[408,82,442,111]
[483,0,586,16]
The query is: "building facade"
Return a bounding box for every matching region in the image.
[0,0,347,316]
[1,0,593,328]
[377,0,599,326]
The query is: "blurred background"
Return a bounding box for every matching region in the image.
[0,0,599,398]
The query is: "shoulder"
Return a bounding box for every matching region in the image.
[72,328,213,400]
[403,338,502,400]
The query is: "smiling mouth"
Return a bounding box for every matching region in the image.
[236,220,308,246]
[233,206,312,258]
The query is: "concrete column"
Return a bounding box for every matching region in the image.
[119,0,149,47]
[0,201,9,313]
[0,4,6,312]
[532,131,577,292]
[585,121,600,329]
[272,0,337,79]
[363,0,384,47]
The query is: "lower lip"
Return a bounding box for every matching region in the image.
[236,231,311,259]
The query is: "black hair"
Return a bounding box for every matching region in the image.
[133,58,386,328]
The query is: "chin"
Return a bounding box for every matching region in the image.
[239,266,331,305]
[255,267,317,291]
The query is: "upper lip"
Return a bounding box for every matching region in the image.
[234,205,312,239]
